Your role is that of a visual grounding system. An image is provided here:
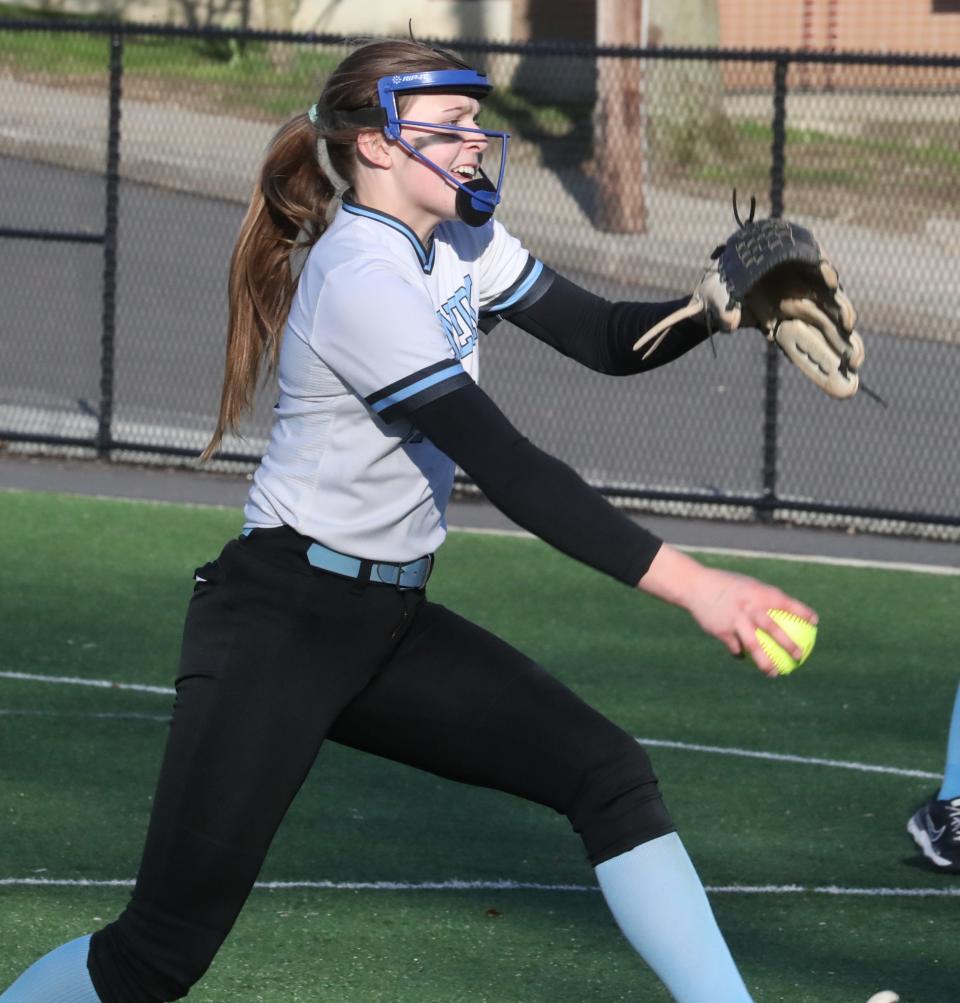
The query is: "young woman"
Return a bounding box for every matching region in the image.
[2,38,831,1003]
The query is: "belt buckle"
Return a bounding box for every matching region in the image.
[372,561,413,588]
[371,554,432,590]
[395,558,422,590]
[399,554,432,589]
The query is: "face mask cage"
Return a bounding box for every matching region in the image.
[313,69,511,225]
[376,69,510,225]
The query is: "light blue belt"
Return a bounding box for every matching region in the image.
[306,540,432,589]
[241,529,431,589]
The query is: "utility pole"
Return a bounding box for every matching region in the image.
[594,0,647,233]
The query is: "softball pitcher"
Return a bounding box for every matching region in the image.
[4,38,843,1003]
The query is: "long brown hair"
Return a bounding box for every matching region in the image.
[202,39,470,460]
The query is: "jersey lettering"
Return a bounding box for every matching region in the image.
[436,274,478,359]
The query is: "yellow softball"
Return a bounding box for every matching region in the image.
[755,609,817,676]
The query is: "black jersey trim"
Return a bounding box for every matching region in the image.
[341,191,436,274]
[478,256,554,332]
[366,360,472,423]
[367,359,463,407]
[378,370,474,423]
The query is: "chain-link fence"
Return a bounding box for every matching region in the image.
[1,20,958,536]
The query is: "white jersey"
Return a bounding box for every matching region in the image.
[243,195,543,562]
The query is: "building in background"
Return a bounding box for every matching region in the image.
[717,0,960,56]
[8,0,515,37]
[7,0,960,53]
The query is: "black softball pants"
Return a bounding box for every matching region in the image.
[88,527,674,1003]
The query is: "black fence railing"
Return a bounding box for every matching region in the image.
[1,19,958,535]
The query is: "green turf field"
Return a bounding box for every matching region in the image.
[1,489,957,1002]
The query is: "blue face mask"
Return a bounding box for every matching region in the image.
[312,68,510,227]
[375,70,510,226]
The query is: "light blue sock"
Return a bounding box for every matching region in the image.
[938,681,960,800]
[0,935,101,1002]
[595,833,753,1003]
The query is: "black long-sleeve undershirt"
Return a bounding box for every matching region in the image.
[410,382,661,587]
[487,267,711,374]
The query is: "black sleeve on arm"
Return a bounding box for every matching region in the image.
[410,382,662,586]
[487,267,713,375]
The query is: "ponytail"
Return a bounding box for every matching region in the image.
[202,113,335,460]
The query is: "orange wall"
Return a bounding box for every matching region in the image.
[715,0,960,89]
[717,0,960,54]
[512,0,960,52]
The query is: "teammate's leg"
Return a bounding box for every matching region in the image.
[907,680,960,872]
[328,599,753,1003]
[938,680,960,800]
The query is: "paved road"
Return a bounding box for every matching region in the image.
[3,74,958,339]
[3,157,958,526]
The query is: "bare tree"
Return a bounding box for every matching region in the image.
[171,0,248,30]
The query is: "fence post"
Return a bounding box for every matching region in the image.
[97,29,123,459]
[759,56,788,520]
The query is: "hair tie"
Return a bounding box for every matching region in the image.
[307,103,320,127]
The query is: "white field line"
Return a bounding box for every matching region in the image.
[450,527,960,576]
[676,545,960,577]
[0,674,948,904]
[0,670,175,696]
[1,877,958,898]
[0,670,941,780]
[636,737,941,781]
[0,708,169,722]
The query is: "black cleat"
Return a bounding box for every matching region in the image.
[906,795,960,873]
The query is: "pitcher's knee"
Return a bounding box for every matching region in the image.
[89,905,225,1003]
[567,737,676,866]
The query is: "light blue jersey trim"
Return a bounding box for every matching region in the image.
[370,363,464,413]
[341,200,436,272]
[485,259,543,312]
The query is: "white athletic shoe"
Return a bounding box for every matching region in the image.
[865,992,900,1003]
